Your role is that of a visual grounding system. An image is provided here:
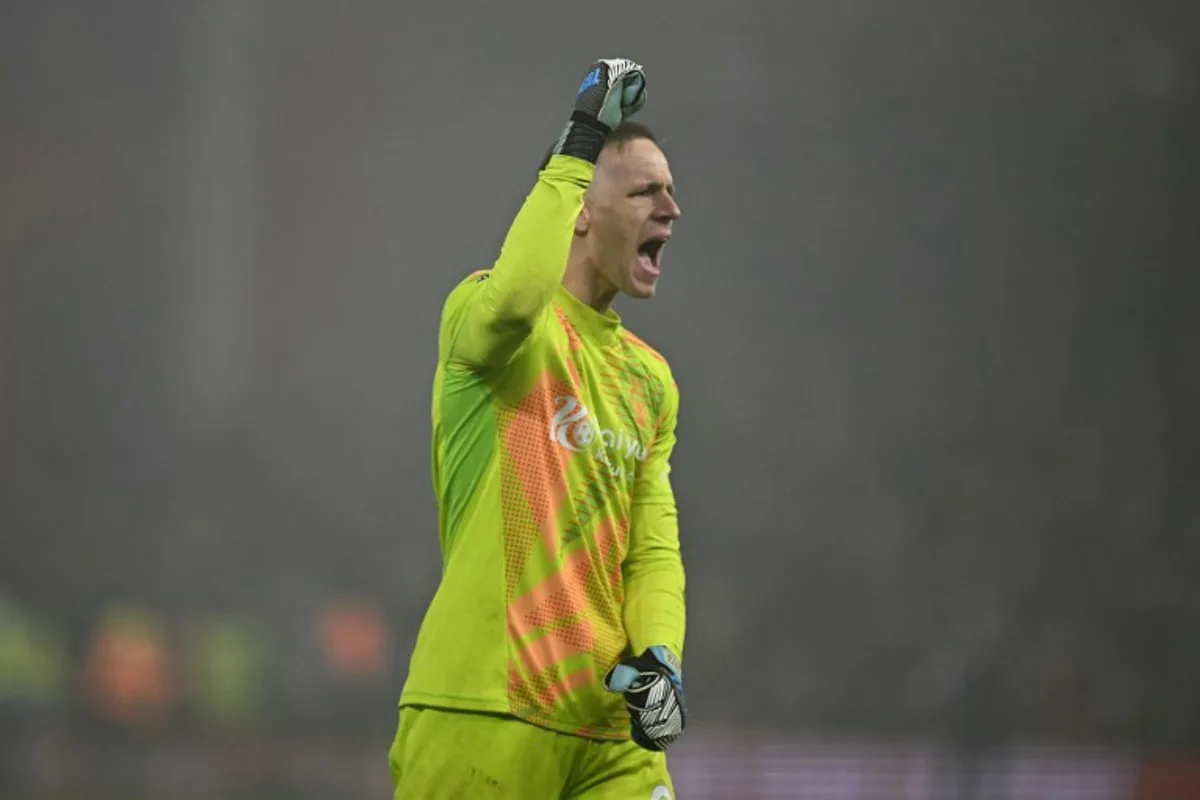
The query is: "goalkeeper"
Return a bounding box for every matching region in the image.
[388,59,688,798]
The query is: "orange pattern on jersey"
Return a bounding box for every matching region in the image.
[626,372,653,433]
[554,307,585,387]
[554,307,584,351]
[499,372,572,575]
[507,541,598,706]
[508,661,597,711]
[511,618,594,678]
[497,369,588,718]
[593,517,626,597]
[508,545,591,637]
[537,667,595,707]
[494,355,641,730]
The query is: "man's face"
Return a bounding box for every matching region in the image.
[578,137,681,299]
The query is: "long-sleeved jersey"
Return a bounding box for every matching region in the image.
[398,154,685,739]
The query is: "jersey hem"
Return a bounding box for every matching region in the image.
[398,690,510,716]
[398,691,631,742]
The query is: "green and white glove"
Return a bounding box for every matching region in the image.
[551,58,647,164]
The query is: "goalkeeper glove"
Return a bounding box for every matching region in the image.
[550,58,647,165]
[604,645,687,752]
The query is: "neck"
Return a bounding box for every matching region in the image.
[562,255,619,313]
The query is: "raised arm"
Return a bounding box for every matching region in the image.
[444,59,648,370]
[446,155,593,369]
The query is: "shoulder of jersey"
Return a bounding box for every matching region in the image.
[621,327,672,374]
[449,269,491,290]
[621,329,679,399]
[444,269,492,301]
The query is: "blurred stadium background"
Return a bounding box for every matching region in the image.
[1,1,1198,798]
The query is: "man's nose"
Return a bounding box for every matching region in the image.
[657,194,681,222]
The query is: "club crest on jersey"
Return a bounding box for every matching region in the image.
[551,395,647,477]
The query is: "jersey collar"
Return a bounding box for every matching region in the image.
[554,284,622,346]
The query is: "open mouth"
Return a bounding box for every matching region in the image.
[637,237,668,271]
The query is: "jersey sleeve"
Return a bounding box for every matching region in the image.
[442,154,594,371]
[622,372,686,662]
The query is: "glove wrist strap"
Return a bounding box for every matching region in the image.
[552,111,611,164]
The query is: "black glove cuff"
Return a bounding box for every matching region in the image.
[552,111,612,164]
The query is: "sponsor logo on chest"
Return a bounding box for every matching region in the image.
[550,394,647,479]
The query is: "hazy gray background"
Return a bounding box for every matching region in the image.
[1,1,1198,797]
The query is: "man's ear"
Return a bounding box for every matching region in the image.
[575,203,591,235]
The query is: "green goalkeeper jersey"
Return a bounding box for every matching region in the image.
[398,154,686,739]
